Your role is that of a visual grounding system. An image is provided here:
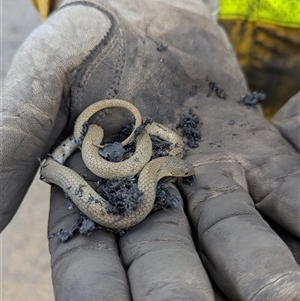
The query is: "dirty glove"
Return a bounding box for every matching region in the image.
[1,1,299,300]
[272,91,300,153]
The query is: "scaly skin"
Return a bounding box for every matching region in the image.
[41,99,195,229]
[73,98,143,147]
[81,122,185,179]
[41,156,194,229]
[82,124,153,179]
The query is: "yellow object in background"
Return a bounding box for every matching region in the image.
[219,0,300,117]
[219,0,299,28]
[31,0,51,20]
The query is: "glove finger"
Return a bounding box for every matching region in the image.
[180,162,300,300]
[119,184,215,301]
[1,4,111,231]
[272,91,300,153]
[264,216,300,264]
[252,152,300,238]
[48,151,131,301]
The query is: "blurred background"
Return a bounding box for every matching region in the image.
[2,1,54,300]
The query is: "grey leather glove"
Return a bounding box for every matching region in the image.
[1,1,299,300]
[272,91,300,153]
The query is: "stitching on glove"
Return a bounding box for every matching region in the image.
[200,211,255,235]
[51,240,117,270]
[58,3,116,131]
[106,29,125,100]
[249,272,298,301]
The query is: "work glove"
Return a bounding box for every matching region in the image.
[1,0,299,300]
[272,91,300,153]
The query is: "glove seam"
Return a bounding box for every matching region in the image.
[192,158,242,168]
[51,239,118,268]
[253,167,299,205]
[192,155,299,205]
[62,3,126,131]
[249,272,299,301]
[70,6,124,113]
[54,1,117,135]
[199,211,255,236]
[188,186,248,207]
[59,1,124,109]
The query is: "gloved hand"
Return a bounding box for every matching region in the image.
[1,1,299,300]
[272,91,300,153]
